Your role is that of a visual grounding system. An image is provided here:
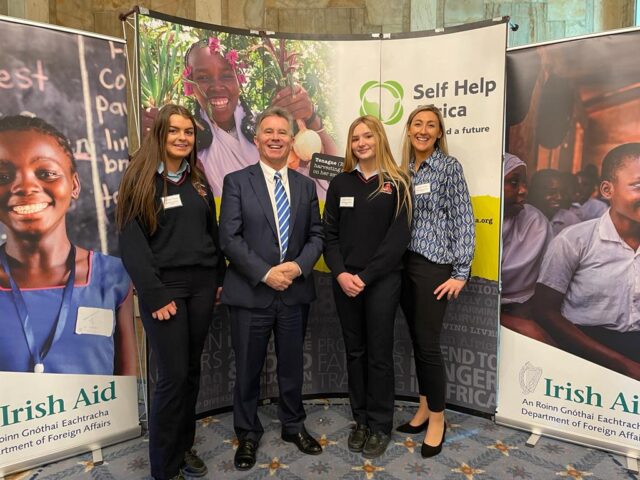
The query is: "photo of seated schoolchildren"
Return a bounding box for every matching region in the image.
[534,143,640,380]
[0,115,136,375]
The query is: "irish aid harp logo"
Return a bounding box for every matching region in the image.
[359,80,404,125]
[519,361,542,395]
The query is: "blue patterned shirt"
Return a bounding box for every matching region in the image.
[408,148,475,279]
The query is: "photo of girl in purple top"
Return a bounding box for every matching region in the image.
[142,32,336,199]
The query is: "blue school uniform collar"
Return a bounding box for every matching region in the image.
[157,159,189,182]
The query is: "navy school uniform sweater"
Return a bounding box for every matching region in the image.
[323,170,411,285]
[119,171,226,312]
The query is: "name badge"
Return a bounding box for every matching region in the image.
[162,194,183,209]
[415,183,431,195]
[75,307,114,337]
[340,196,355,208]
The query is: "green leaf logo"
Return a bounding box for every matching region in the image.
[359,80,404,125]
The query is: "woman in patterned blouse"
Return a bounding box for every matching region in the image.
[397,105,475,458]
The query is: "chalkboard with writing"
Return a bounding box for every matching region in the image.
[0,18,128,255]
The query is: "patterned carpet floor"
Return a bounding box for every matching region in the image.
[8,401,639,480]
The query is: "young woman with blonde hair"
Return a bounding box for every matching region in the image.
[397,105,475,458]
[324,115,411,458]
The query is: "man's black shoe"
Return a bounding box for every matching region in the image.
[348,424,369,452]
[281,427,322,455]
[234,439,258,470]
[362,431,391,459]
[180,449,207,477]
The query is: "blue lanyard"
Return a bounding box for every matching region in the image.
[0,245,76,373]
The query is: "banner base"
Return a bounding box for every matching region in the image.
[525,433,541,447]
[496,416,639,468]
[627,456,639,473]
[92,447,104,466]
[0,426,141,478]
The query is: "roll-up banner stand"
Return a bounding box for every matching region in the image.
[497,27,640,462]
[136,10,506,416]
[0,15,140,477]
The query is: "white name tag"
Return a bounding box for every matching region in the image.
[161,194,183,209]
[340,196,355,208]
[415,183,431,195]
[75,307,114,337]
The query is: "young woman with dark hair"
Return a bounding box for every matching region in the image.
[117,104,225,480]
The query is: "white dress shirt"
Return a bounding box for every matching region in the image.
[258,161,301,281]
[259,160,291,253]
[538,210,640,332]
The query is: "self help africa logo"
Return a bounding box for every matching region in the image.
[359,80,404,125]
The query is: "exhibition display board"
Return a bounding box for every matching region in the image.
[3,4,639,476]
[0,15,140,477]
[136,10,506,415]
[497,27,640,457]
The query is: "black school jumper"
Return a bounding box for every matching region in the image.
[323,170,410,434]
[120,171,225,480]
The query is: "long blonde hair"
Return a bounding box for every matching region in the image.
[400,105,449,172]
[344,115,412,220]
[116,104,207,234]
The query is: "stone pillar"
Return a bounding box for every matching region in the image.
[7,0,49,23]
[195,0,222,25]
[410,0,438,31]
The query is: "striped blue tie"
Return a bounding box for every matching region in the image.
[274,172,290,263]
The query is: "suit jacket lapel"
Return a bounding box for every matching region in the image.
[249,163,278,238]
[288,169,301,235]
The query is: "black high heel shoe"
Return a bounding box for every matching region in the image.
[396,418,429,434]
[421,423,447,458]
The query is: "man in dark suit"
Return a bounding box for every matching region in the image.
[219,106,324,471]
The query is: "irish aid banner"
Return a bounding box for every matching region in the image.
[497,27,640,455]
[499,330,640,455]
[0,15,139,477]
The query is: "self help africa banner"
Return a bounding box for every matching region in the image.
[0,16,139,476]
[138,11,506,414]
[497,28,640,456]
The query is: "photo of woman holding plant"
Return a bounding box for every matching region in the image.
[139,19,337,198]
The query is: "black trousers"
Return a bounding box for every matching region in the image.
[400,251,452,412]
[332,271,401,434]
[229,298,309,442]
[140,266,218,480]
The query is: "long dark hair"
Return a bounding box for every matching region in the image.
[116,104,207,234]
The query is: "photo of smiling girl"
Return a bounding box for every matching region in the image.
[142,34,336,199]
[184,38,336,198]
[0,115,136,376]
